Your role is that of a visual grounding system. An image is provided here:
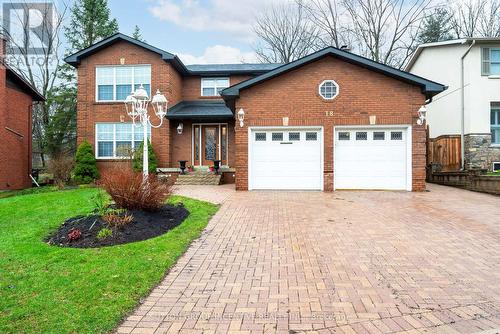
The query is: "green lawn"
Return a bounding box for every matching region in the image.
[0,188,218,333]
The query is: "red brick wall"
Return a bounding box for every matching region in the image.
[76,41,179,169]
[0,82,34,190]
[233,56,426,191]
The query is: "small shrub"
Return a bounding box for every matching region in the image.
[67,229,82,242]
[132,140,158,174]
[99,168,172,211]
[48,155,75,189]
[103,209,134,229]
[91,189,108,216]
[97,228,113,240]
[73,141,100,184]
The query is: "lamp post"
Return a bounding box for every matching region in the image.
[124,85,168,178]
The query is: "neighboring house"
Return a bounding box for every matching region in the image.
[0,38,45,190]
[407,38,500,172]
[65,33,445,191]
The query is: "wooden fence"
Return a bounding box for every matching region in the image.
[426,131,461,171]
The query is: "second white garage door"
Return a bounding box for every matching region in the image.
[249,128,323,190]
[334,127,412,191]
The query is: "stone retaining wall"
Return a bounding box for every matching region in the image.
[428,168,500,195]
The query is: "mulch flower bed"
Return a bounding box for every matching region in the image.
[46,204,189,248]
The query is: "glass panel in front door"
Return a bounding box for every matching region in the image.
[205,127,217,161]
[221,125,227,164]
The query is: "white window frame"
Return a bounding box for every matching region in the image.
[95,123,151,159]
[95,65,151,102]
[319,80,340,100]
[490,48,500,76]
[491,106,500,145]
[200,77,230,97]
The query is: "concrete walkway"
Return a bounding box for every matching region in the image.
[117,184,500,334]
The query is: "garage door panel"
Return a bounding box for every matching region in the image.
[250,128,322,190]
[335,127,409,190]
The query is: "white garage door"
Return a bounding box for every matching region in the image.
[249,128,323,190]
[334,127,411,190]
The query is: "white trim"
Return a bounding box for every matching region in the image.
[493,162,500,171]
[318,79,339,100]
[248,126,324,191]
[333,125,413,191]
[191,123,229,167]
[95,65,151,102]
[200,77,230,97]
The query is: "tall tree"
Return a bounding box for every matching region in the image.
[450,0,500,38]
[132,25,146,42]
[1,1,68,165]
[297,0,354,49]
[417,8,453,44]
[65,0,119,53]
[49,0,119,161]
[253,2,320,63]
[343,0,432,68]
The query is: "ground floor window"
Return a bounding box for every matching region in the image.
[492,103,500,144]
[96,123,151,158]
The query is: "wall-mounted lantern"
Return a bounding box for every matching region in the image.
[417,105,427,125]
[237,108,245,127]
[177,123,184,135]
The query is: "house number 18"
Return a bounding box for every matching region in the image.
[325,111,334,116]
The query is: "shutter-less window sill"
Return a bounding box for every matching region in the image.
[488,75,500,79]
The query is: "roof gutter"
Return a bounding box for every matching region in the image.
[460,39,475,170]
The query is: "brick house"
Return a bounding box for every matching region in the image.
[65,33,445,191]
[0,38,45,190]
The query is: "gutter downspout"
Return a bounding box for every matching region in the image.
[460,39,475,170]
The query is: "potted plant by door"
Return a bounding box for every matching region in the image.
[178,160,188,174]
[213,160,221,175]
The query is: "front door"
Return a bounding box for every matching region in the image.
[193,124,228,166]
[202,126,218,166]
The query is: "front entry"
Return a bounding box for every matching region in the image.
[193,124,228,166]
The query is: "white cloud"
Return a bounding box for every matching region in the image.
[149,0,288,41]
[177,45,258,64]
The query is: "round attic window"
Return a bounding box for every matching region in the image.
[319,80,339,100]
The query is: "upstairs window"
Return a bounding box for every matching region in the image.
[482,48,500,76]
[201,78,230,96]
[96,65,151,102]
[492,103,500,145]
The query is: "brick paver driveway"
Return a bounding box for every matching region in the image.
[118,184,500,334]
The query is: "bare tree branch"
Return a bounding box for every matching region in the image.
[253,1,320,63]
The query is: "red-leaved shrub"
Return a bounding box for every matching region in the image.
[99,169,172,211]
[68,229,82,241]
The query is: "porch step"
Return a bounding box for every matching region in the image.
[175,173,222,185]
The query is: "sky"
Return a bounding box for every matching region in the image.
[106,0,286,64]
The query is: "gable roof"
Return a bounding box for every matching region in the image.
[5,65,45,101]
[222,46,447,100]
[406,38,500,71]
[65,33,189,74]
[64,33,280,76]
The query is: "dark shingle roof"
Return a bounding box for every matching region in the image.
[64,33,189,73]
[64,33,279,76]
[5,66,45,101]
[167,100,233,120]
[186,63,282,75]
[222,47,447,100]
